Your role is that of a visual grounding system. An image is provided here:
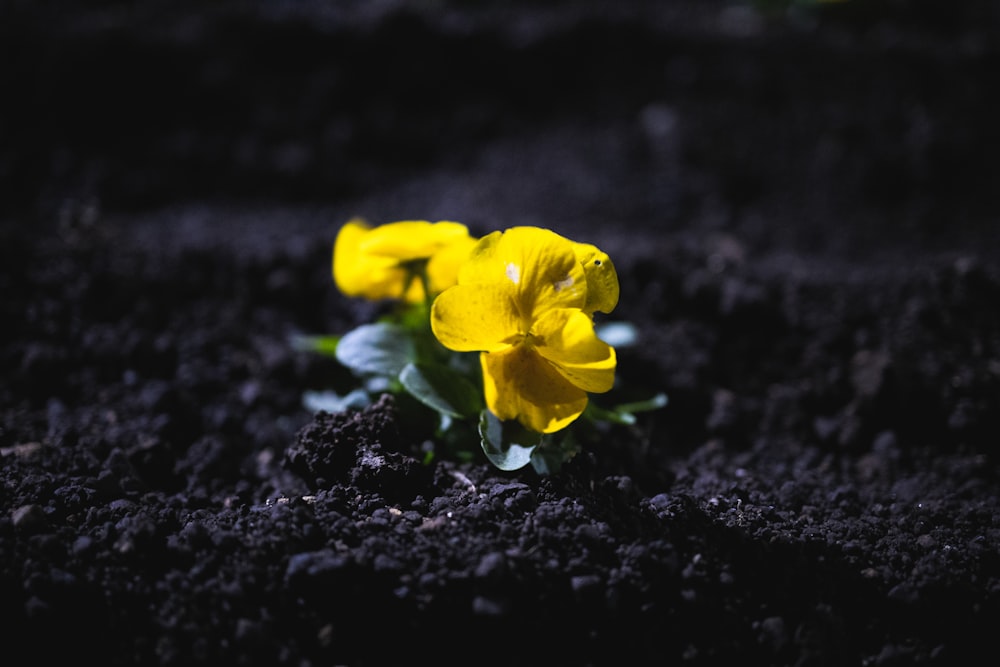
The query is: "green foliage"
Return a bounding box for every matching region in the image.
[335,322,416,378]
[584,392,669,426]
[400,362,484,419]
[290,334,340,356]
[296,305,665,473]
[479,409,542,471]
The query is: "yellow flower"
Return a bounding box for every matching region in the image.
[333,218,477,303]
[430,226,618,433]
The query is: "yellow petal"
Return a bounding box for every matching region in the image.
[457,230,504,284]
[334,218,409,299]
[481,346,588,433]
[333,218,369,295]
[459,227,586,318]
[361,220,471,261]
[532,308,616,393]
[431,283,521,352]
[427,234,479,294]
[572,242,619,314]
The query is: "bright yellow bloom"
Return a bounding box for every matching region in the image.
[333,218,477,303]
[431,226,618,433]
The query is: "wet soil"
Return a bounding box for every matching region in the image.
[2,2,1000,665]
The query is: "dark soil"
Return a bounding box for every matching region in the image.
[3,2,1000,665]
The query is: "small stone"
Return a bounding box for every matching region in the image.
[12,504,48,531]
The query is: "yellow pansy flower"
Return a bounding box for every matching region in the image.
[430,226,618,433]
[333,218,477,303]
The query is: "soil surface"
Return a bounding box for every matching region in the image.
[3,2,1000,665]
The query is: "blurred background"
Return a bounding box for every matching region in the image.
[2,0,998,259]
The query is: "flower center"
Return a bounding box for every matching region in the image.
[506,327,543,351]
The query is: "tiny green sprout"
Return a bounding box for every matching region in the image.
[295,218,665,473]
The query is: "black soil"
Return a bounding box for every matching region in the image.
[3,2,999,665]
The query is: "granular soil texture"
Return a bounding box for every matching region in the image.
[2,2,1000,666]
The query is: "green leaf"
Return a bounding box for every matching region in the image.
[290,334,341,357]
[335,322,416,378]
[302,389,371,414]
[584,401,636,425]
[584,392,669,425]
[399,362,484,419]
[595,321,639,348]
[386,301,431,330]
[530,431,580,475]
[478,410,543,471]
[615,392,669,415]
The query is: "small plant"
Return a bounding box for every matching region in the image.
[294,218,665,473]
